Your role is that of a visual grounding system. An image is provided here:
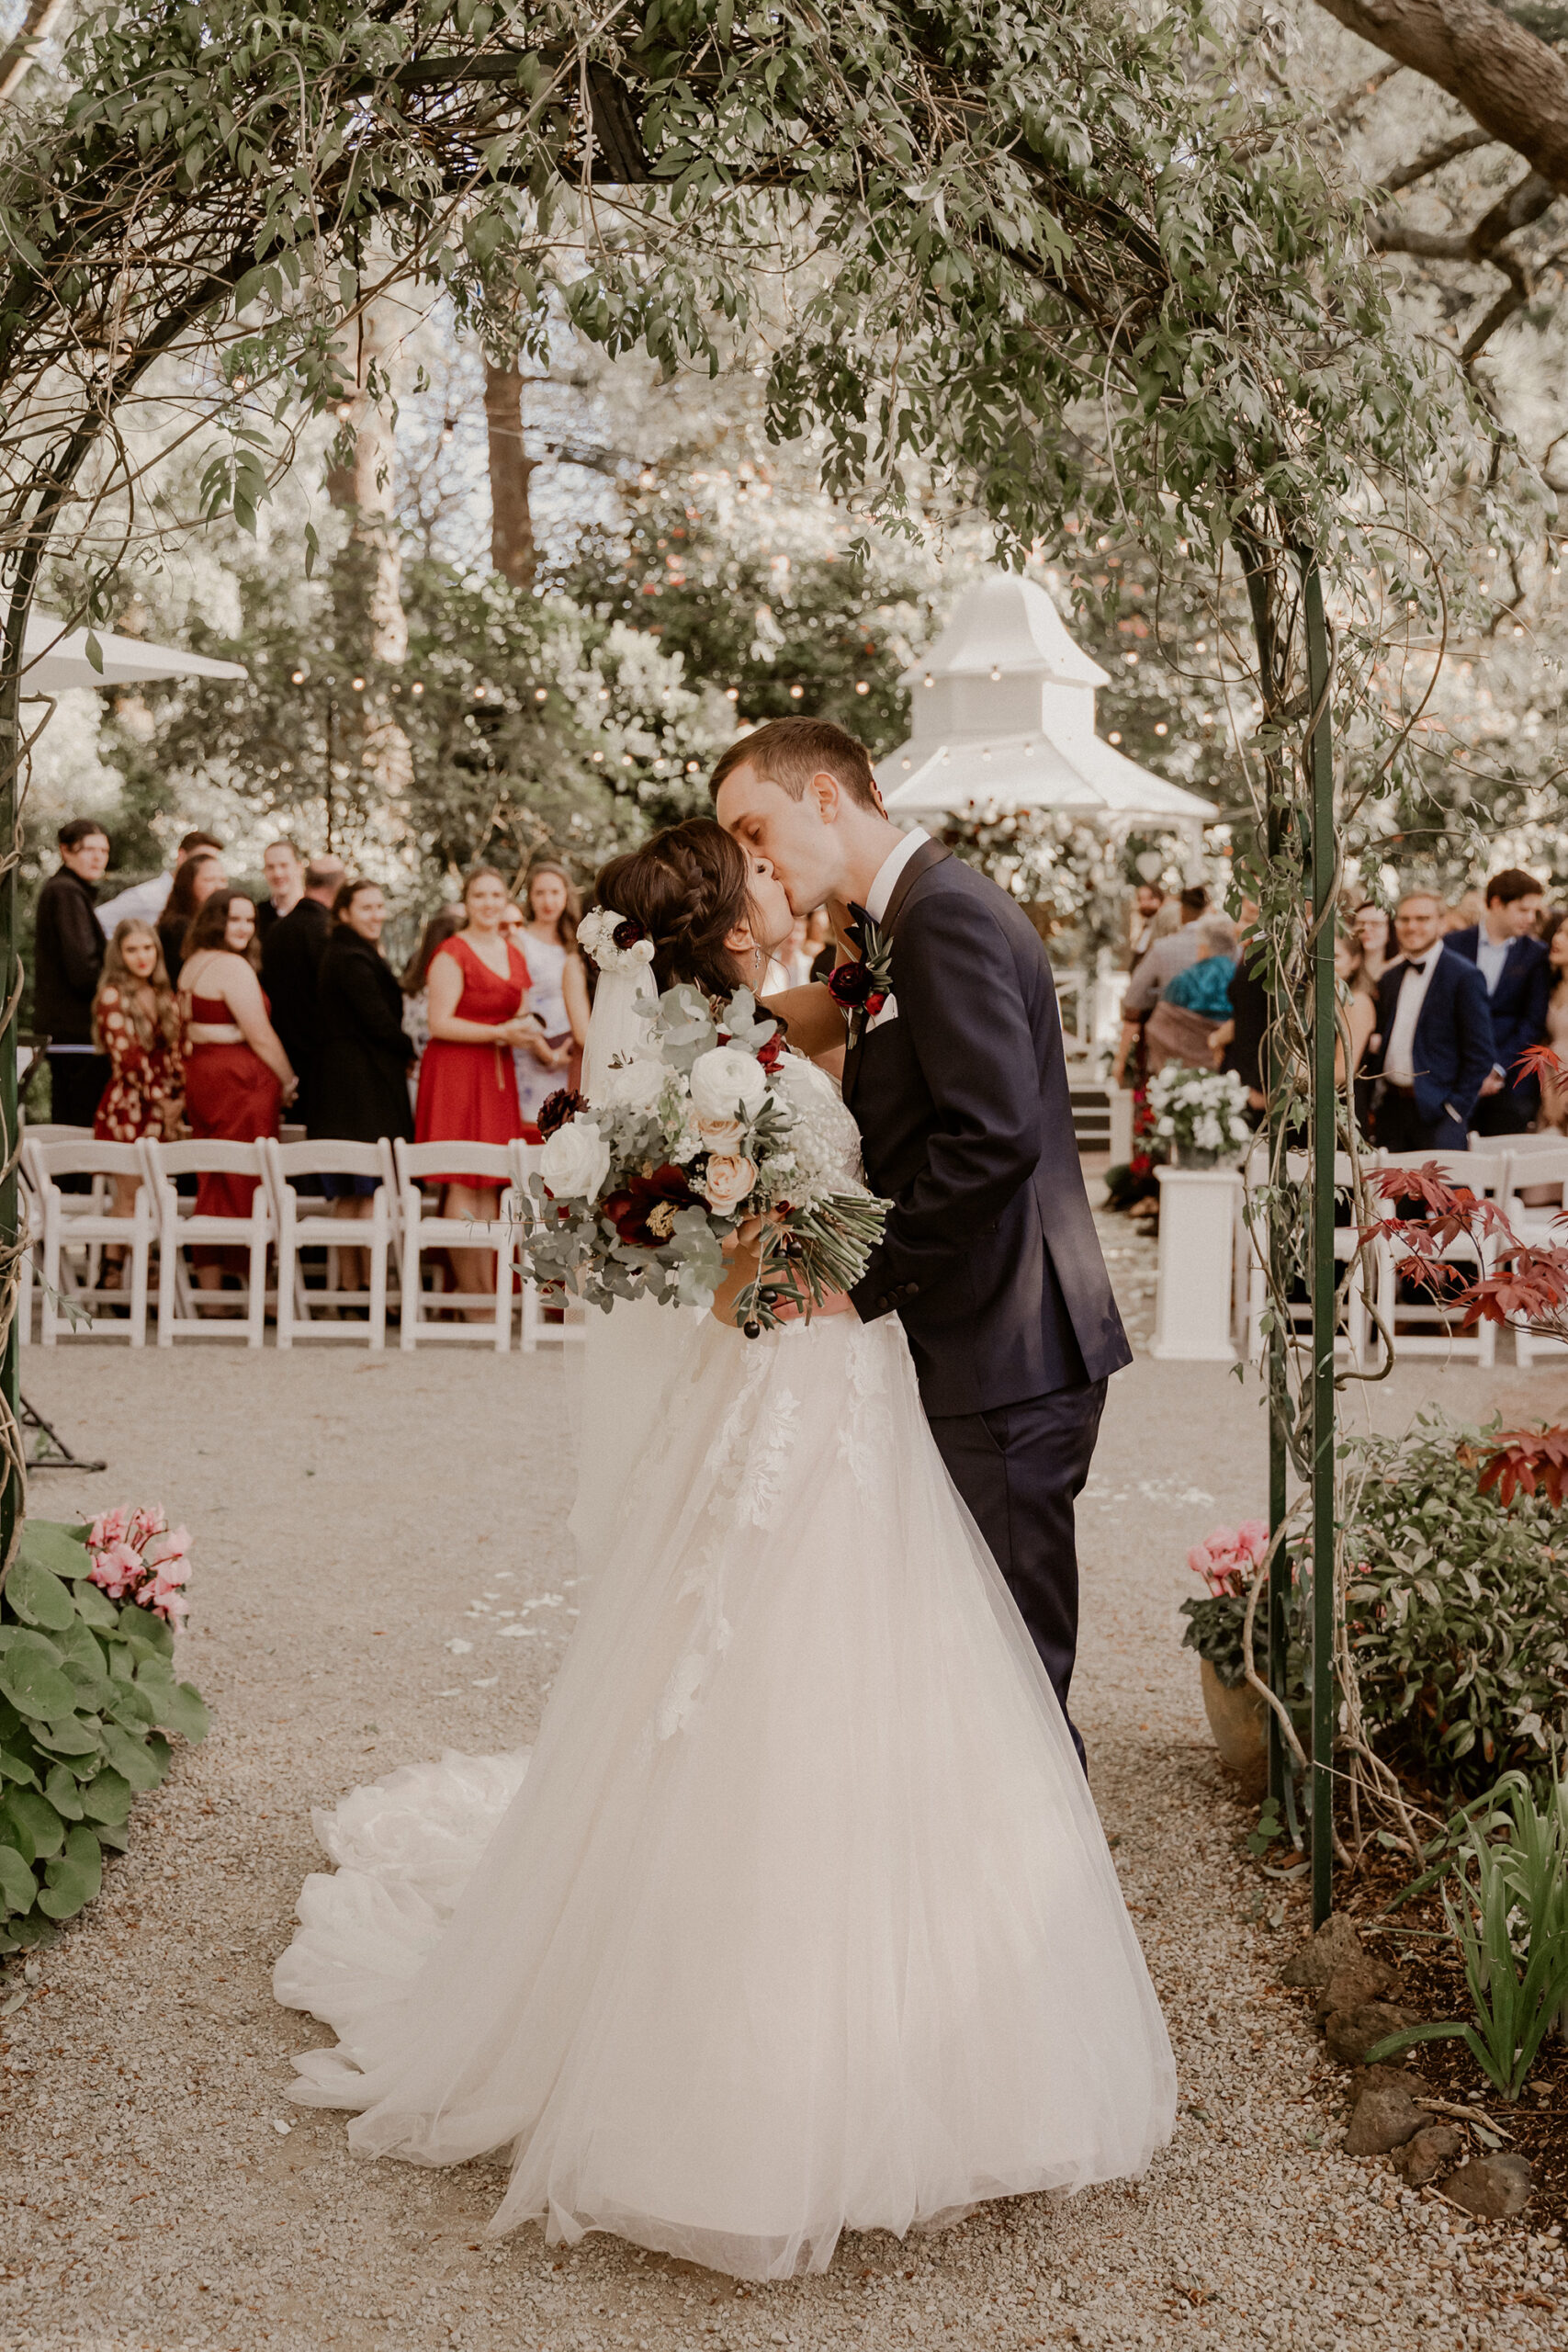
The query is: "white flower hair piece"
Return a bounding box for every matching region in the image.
[578,906,658,975]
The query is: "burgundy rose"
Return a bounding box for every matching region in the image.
[827,962,886,1019]
[603,1163,700,1247]
[756,1028,786,1072]
[537,1088,585,1137]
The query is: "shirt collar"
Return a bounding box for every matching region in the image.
[864,826,930,926]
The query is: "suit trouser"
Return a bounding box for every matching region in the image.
[928,1376,1109,1772]
[1374,1085,1466,1154]
[1471,1091,1533,1138]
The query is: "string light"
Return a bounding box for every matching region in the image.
[1108,730,1122,745]
[290,669,306,684]
[534,687,547,703]
[789,684,805,698]
[854,680,869,695]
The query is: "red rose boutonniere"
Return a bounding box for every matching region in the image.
[827,910,895,1046]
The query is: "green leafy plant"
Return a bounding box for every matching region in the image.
[0,1521,208,1952]
[1341,1419,1568,1789]
[1368,1772,1568,2101]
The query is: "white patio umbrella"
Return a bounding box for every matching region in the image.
[18,609,247,695]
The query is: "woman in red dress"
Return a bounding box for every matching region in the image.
[414,865,541,1300]
[179,890,297,1294]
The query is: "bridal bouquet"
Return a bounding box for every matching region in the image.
[523,919,886,1334]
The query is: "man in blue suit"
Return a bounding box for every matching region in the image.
[1444,867,1551,1136]
[1369,891,1496,1151]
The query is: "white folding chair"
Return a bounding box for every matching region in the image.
[1368,1148,1508,1368]
[17,1162,41,1346]
[140,1136,273,1348]
[514,1141,587,1354]
[263,1138,396,1349]
[22,1138,152,1344]
[1499,1142,1568,1367]
[393,1139,521,1351]
[1243,1150,1379,1368]
[18,1122,94,1147]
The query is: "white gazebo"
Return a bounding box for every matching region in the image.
[878,571,1216,851]
[879,571,1218,1069]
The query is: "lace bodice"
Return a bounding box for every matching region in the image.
[774,1051,864,1193]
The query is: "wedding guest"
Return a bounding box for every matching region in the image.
[1367,890,1494,1151]
[1536,919,1568,1132]
[1111,884,1209,1085]
[35,819,109,1129]
[180,890,295,1294]
[254,839,306,938]
[414,866,538,1300]
[514,859,589,1136]
[1159,912,1236,1021]
[1334,931,1380,1135]
[90,920,185,1257]
[157,847,228,983]
[97,829,223,933]
[1446,888,1486,934]
[1445,866,1551,1136]
[1124,879,1166,969]
[1351,899,1390,987]
[260,854,344,1129]
[312,878,414,1291]
[400,903,466,1103]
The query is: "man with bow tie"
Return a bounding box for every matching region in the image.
[712,717,1129,1770]
[1368,890,1496,1153]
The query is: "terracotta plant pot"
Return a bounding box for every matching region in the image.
[1200,1657,1269,1797]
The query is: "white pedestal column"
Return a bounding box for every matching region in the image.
[1150,1166,1243,1362]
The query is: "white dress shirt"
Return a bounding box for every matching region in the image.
[864,827,930,925]
[1475,933,1510,995]
[1383,954,1438,1085]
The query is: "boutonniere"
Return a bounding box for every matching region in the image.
[828,908,896,1047]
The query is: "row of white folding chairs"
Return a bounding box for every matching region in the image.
[1242,1137,1568,1369]
[17,1131,581,1353]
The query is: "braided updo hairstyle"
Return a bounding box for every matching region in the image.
[593,819,757,1000]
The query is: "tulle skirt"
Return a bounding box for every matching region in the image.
[273,1311,1176,2278]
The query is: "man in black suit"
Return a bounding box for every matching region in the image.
[1444,867,1551,1136]
[1368,890,1495,1152]
[259,854,344,1130]
[714,718,1130,1766]
[35,818,110,1128]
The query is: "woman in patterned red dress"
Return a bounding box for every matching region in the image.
[179,890,297,1295]
[413,865,541,1301]
[90,920,186,1254]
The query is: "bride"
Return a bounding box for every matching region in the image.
[273,818,1176,2280]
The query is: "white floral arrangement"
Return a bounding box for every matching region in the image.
[575,905,658,976]
[524,969,886,1335]
[1148,1063,1252,1162]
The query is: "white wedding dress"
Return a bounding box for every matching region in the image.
[273,1055,1176,2279]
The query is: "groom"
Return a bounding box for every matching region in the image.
[713,718,1131,1765]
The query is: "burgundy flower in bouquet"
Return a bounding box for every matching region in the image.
[537,1088,585,1138]
[604,1163,701,1247]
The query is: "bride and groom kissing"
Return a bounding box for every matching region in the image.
[273,717,1175,2281]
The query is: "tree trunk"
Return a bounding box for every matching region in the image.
[1314,0,1568,197]
[325,297,409,667]
[484,361,538,590]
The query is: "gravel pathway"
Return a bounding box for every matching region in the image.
[3,1301,1565,2351]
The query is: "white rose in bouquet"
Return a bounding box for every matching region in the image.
[599,1057,666,1113]
[539,1117,612,1201]
[690,1046,769,1123]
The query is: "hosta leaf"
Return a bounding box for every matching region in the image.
[134,1665,209,1743]
[38,1826,102,1921]
[17,1522,91,1580]
[98,1723,167,1792]
[78,1768,132,1827]
[1,1788,64,1861]
[42,1765,83,1821]
[0,1634,76,1723]
[5,1560,77,1634]
[0,1843,37,1917]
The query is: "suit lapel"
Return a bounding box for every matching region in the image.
[879,837,952,938]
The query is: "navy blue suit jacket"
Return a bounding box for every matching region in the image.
[1445,925,1551,1111]
[844,848,1132,1417]
[1370,948,1496,1145]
